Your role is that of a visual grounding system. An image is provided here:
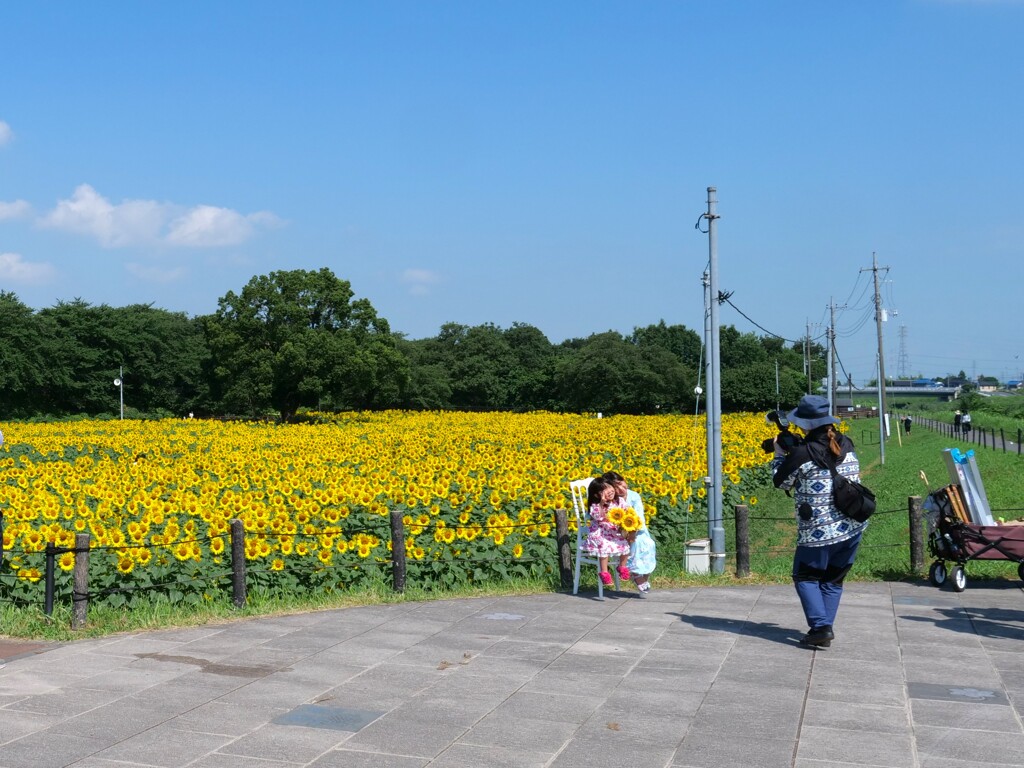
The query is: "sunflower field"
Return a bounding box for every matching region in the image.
[0,411,778,609]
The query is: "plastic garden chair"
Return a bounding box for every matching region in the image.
[570,477,620,599]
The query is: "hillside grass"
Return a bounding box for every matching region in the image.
[736,419,1024,582]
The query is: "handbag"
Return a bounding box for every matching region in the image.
[826,460,876,523]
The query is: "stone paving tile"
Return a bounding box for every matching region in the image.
[306,749,428,768]
[673,732,795,768]
[168,699,291,737]
[215,721,350,763]
[91,725,233,767]
[340,716,469,760]
[911,696,1023,733]
[915,723,1024,765]
[807,679,908,709]
[0,731,109,768]
[550,733,679,768]
[800,698,911,735]
[796,725,915,767]
[2,686,123,718]
[185,756,304,768]
[427,742,553,768]
[575,710,692,751]
[918,757,1020,768]
[0,709,60,742]
[458,712,579,753]
[486,689,600,724]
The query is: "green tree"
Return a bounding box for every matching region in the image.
[629,321,703,369]
[397,336,454,409]
[504,323,556,410]
[445,323,516,409]
[0,292,49,418]
[205,268,407,421]
[34,300,210,417]
[552,331,687,414]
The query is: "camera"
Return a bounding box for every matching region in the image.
[761,410,802,454]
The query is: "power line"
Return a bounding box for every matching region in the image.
[720,295,822,344]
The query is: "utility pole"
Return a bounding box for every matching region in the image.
[828,299,838,415]
[862,252,890,463]
[805,321,812,394]
[775,359,780,412]
[700,187,724,575]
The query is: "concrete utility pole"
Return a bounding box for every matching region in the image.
[700,187,725,575]
[828,299,838,415]
[863,252,890,464]
[805,321,812,394]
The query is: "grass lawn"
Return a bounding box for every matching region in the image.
[733,419,1024,583]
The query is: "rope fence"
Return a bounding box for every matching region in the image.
[0,493,952,629]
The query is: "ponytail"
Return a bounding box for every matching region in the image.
[827,425,843,458]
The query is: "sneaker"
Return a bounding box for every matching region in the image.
[800,625,834,648]
[617,565,632,581]
[639,582,651,593]
[599,571,613,586]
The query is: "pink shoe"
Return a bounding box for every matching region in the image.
[599,571,613,586]
[617,565,631,581]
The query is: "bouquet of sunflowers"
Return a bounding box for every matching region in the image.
[605,505,642,542]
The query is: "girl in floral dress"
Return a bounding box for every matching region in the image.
[584,477,632,587]
[603,471,657,594]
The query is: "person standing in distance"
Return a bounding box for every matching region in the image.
[772,395,868,648]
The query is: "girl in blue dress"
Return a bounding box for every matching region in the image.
[604,472,657,594]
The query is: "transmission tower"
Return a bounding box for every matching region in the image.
[897,324,910,380]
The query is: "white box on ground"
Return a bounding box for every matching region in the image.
[685,538,711,574]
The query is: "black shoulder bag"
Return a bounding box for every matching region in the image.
[825,456,876,523]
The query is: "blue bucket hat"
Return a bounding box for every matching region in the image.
[786,394,839,431]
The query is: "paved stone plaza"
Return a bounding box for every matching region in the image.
[1,581,1023,767]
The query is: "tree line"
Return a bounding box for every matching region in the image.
[0,268,826,421]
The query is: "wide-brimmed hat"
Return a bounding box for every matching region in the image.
[786,394,840,431]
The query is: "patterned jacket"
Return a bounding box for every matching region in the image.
[771,430,868,547]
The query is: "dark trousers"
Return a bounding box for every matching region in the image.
[792,534,862,630]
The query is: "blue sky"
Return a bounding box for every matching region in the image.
[2,1,1023,386]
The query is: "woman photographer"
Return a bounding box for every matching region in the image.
[771,395,868,648]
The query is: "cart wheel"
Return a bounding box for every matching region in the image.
[928,561,947,587]
[951,565,967,593]
[1018,561,1024,583]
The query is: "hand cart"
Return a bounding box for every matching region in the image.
[925,484,1024,592]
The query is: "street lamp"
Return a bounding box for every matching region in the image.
[113,367,124,420]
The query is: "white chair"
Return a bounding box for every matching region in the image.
[570,477,620,599]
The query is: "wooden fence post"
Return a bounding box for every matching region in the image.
[44,543,56,616]
[72,533,90,630]
[389,509,406,593]
[554,509,572,589]
[734,504,750,578]
[230,519,246,608]
[908,495,925,575]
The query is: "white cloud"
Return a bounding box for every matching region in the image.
[401,268,441,296]
[166,205,282,247]
[0,252,55,283]
[0,200,32,220]
[0,121,12,146]
[40,184,168,247]
[39,184,281,248]
[125,262,187,283]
